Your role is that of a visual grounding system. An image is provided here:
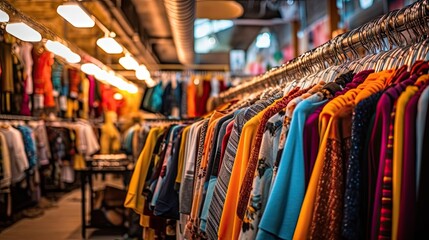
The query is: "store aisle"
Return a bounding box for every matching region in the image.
[0,187,124,240]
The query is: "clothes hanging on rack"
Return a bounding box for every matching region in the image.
[0,37,104,119]
[125,53,429,240]
[140,73,229,118]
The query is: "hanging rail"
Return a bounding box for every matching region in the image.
[0,114,41,121]
[217,0,429,102]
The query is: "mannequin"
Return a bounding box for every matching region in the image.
[100,111,121,154]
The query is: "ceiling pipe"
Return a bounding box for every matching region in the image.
[163,0,195,65]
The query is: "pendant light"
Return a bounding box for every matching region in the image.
[6,22,42,42]
[0,9,9,22]
[119,53,139,70]
[97,32,123,54]
[57,3,95,28]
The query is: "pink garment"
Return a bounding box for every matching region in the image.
[20,42,33,95]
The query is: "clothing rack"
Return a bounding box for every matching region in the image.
[217,0,429,102]
[0,114,41,121]
[0,114,78,123]
[143,117,201,124]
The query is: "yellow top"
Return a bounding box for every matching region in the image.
[175,125,191,184]
[124,127,165,214]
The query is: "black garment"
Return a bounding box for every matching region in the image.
[342,91,382,240]
[161,81,182,117]
[11,48,24,115]
[154,126,184,220]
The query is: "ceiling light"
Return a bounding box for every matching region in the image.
[81,63,101,75]
[113,93,123,100]
[57,3,95,28]
[65,52,81,63]
[96,37,123,54]
[119,53,139,70]
[135,65,150,80]
[45,40,80,63]
[0,9,9,22]
[95,69,109,81]
[145,78,157,88]
[196,1,243,19]
[6,22,42,42]
[45,40,70,57]
[127,83,138,94]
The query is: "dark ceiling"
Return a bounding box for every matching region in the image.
[7,0,294,80]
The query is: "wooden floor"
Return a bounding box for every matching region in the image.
[0,179,126,240]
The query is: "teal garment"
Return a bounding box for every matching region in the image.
[51,59,63,94]
[17,125,37,168]
[123,128,135,155]
[257,93,327,240]
[200,177,217,231]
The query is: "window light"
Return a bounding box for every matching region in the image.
[81,63,101,75]
[57,3,95,28]
[96,36,123,54]
[6,22,42,42]
[256,32,271,49]
[0,9,9,22]
[119,53,139,70]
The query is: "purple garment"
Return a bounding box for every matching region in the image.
[303,103,325,188]
[397,81,429,239]
[369,77,415,240]
[20,78,32,116]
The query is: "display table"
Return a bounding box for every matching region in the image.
[77,154,133,239]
